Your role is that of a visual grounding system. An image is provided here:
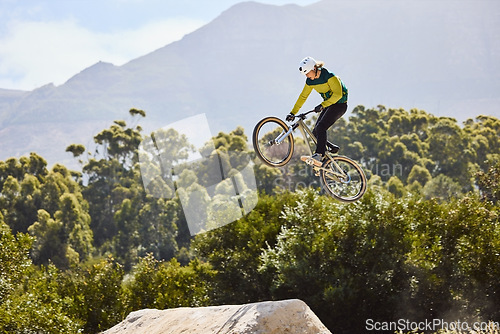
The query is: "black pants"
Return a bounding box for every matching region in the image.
[312,103,347,155]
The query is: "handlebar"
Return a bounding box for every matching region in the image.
[292,110,316,121]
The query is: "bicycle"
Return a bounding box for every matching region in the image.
[252,110,367,202]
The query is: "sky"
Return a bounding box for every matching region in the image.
[0,0,318,91]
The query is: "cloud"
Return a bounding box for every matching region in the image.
[0,17,205,90]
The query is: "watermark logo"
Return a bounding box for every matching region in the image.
[366,318,500,332]
[272,164,320,192]
[138,114,258,236]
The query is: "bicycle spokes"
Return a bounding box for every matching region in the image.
[320,156,367,202]
[253,117,294,167]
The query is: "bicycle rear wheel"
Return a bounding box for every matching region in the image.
[320,156,367,202]
[253,117,294,167]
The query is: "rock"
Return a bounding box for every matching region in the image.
[101,299,331,334]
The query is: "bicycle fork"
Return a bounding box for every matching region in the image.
[274,127,294,145]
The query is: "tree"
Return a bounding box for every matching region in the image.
[378,139,420,182]
[342,105,387,169]
[0,157,93,268]
[65,144,86,158]
[0,220,32,306]
[422,174,463,201]
[476,160,500,203]
[0,153,48,188]
[258,189,414,332]
[61,257,126,333]
[387,175,405,197]
[66,110,186,269]
[0,154,47,234]
[124,254,213,311]
[56,193,94,262]
[29,209,68,267]
[27,165,94,268]
[192,191,298,304]
[427,118,472,189]
[255,188,500,332]
[403,194,500,322]
[407,164,432,187]
[464,115,500,171]
[0,222,81,333]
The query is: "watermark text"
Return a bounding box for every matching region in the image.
[366,318,500,332]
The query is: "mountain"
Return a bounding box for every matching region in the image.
[1,0,499,168]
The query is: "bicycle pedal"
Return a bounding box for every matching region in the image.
[308,159,321,167]
[300,156,322,167]
[300,156,313,165]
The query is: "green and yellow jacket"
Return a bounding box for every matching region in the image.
[291,68,348,115]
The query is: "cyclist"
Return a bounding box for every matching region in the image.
[286,56,348,167]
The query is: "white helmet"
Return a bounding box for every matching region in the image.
[298,56,316,75]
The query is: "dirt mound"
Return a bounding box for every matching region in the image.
[102,299,331,334]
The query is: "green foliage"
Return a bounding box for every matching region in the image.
[476,160,500,203]
[422,174,463,201]
[0,153,47,234]
[129,108,146,118]
[256,188,500,332]
[61,257,126,333]
[254,106,500,200]
[387,175,406,197]
[257,189,413,331]
[74,112,182,269]
[407,164,432,187]
[464,115,500,170]
[0,226,81,333]
[0,221,32,306]
[66,144,86,158]
[1,107,499,333]
[0,159,93,268]
[326,106,500,198]
[124,254,213,311]
[192,191,298,304]
[0,153,48,187]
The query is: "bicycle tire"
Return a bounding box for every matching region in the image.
[320,155,367,202]
[253,117,294,167]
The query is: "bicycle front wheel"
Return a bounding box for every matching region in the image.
[320,156,367,202]
[253,117,294,167]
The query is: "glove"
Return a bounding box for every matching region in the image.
[314,104,324,113]
[286,113,295,122]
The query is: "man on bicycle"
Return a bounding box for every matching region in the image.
[286,56,348,167]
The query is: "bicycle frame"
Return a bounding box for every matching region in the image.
[294,117,317,156]
[285,111,348,180]
[254,112,367,201]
